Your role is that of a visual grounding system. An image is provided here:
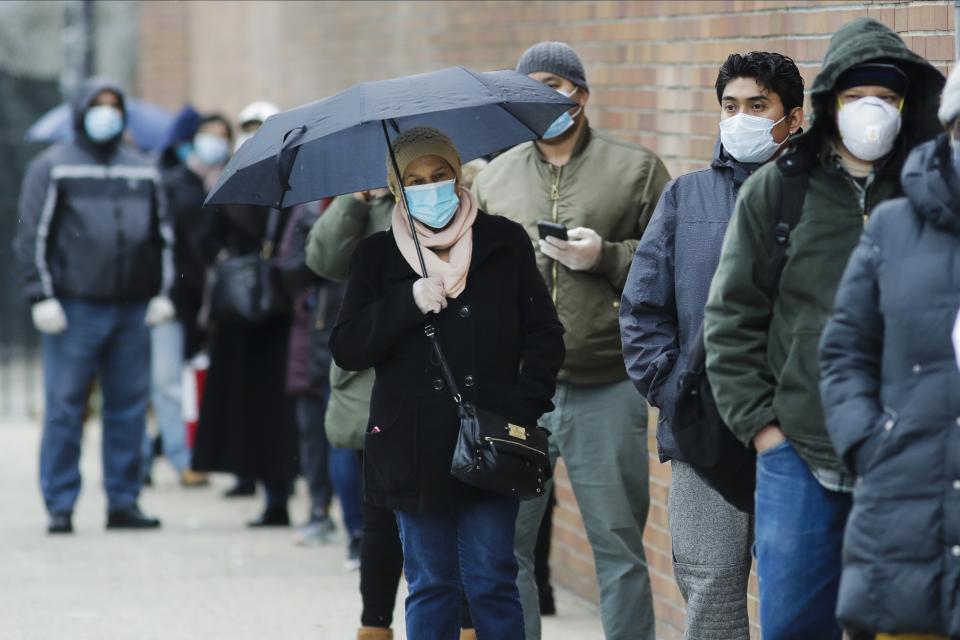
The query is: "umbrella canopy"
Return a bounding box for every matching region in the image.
[25,98,175,151]
[205,66,575,209]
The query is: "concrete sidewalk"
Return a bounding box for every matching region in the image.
[0,419,602,640]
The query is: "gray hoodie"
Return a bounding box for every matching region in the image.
[14,78,173,303]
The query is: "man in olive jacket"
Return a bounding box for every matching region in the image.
[703,18,944,639]
[474,42,670,640]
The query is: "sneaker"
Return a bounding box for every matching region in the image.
[180,470,210,488]
[344,534,361,571]
[293,515,336,546]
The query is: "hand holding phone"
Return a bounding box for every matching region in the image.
[537,220,568,241]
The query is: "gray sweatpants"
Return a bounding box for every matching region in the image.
[514,380,654,640]
[668,460,753,640]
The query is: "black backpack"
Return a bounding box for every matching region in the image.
[669,153,809,514]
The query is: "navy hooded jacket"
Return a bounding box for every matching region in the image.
[819,134,960,635]
[620,140,758,461]
[14,78,173,304]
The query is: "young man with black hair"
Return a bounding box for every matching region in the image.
[703,19,944,638]
[620,51,804,638]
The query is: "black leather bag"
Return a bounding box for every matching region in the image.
[426,325,552,502]
[668,160,809,514]
[210,209,287,325]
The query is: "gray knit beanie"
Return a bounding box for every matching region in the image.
[516,41,588,91]
[938,61,960,126]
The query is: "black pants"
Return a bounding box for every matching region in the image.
[358,454,473,629]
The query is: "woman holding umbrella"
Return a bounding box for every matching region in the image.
[330,127,564,639]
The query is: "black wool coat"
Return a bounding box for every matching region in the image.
[330,211,565,513]
[819,134,960,635]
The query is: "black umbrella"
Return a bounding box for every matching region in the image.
[204,65,574,210]
[205,65,574,280]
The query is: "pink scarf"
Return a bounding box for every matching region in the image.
[391,186,478,299]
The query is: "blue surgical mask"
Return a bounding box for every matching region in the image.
[83,105,124,143]
[193,133,230,166]
[542,87,582,140]
[174,142,193,164]
[403,179,460,229]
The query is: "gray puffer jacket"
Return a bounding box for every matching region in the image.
[819,134,960,635]
[14,78,173,303]
[620,140,758,461]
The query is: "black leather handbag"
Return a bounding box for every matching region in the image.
[210,208,287,325]
[425,324,552,502]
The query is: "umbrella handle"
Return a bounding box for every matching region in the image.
[382,121,430,281]
[276,125,307,209]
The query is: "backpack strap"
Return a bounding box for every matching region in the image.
[766,151,810,296]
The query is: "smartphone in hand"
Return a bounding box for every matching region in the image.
[537,220,568,241]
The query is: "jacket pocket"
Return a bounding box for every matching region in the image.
[854,408,897,475]
[363,396,418,496]
[774,330,826,440]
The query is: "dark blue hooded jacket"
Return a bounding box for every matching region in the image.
[819,133,960,635]
[14,77,173,303]
[620,140,758,461]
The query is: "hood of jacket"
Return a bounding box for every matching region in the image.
[712,138,761,187]
[796,18,944,156]
[901,133,960,235]
[71,77,127,147]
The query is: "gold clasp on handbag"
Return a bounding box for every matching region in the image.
[507,424,527,440]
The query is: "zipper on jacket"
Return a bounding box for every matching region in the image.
[550,165,563,304]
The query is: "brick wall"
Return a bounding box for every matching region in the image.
[138,2,955,637]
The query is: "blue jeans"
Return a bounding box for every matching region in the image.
[295,394,333,519]
[396,498,524,640]
[40,299,150,515]
[142,320,190,475]
[755,441,852,640]
[329,447,362,536]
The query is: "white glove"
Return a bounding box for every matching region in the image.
[538,226,603,272]
[412,277,448,315]
[145,296,176,327]
[31,299,68,335]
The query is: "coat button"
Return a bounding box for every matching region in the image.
[464,375,475,387]
[953,480,960,490]
[956,417,960,427]
[612,300,620,310]
[458,305,471,318]
[952,545,960,558]
[912,364,922,373]
[432,378,445,391]
[883,420,894,431]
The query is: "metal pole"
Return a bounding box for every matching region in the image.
[61,0,95,101]
[955,1,960,62]
[382,120,430,280]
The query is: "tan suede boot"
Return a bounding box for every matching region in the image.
[460,630,477,640]
[357,627,393,640]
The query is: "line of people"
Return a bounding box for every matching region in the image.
[14,16,960,640]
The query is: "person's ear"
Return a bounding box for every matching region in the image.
[787,106,804,133]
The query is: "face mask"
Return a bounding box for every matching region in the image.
[174,142,193,164]
[193,133,230,166]
[719,113,787,163]
[542,87,582,140]
[83,106,124,143]
[234,132,254,153]
[837,96,902,162]
[403,179,460,229]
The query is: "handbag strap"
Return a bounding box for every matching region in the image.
[425,323,465,406]
[260,208,282,259]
